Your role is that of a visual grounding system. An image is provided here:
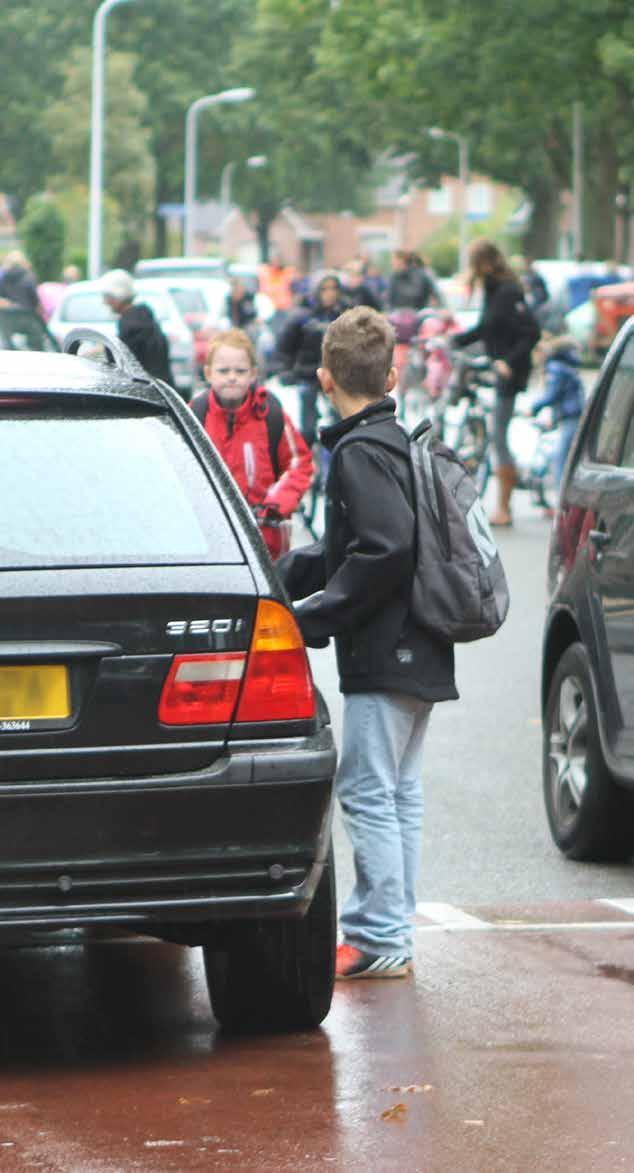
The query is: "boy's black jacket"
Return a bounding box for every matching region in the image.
[276,397,457,702]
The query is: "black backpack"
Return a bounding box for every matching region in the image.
[407,420,510,643]
[190,389,285,478]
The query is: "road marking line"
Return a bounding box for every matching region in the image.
[415,921,634,934]
[415,902,490,928]
[598,898,634,916]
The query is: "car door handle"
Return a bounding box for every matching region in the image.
[589,528,611,548]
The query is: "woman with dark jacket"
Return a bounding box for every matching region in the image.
[275,274,347,445]
[453,239,540,526]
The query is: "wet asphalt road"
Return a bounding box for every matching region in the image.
[5,369,634,1171]
[1,905,634,1172]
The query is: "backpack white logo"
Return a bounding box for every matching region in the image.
[466,499,497,568]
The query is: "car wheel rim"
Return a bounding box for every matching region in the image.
[548,675,589,831]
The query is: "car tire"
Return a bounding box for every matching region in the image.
[543,642,634,861]
[204,847,336,1033]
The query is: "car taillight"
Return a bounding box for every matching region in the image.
[158,652,246,725]
[235,599,316,723]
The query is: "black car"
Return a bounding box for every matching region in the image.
[0,329,336,1031]
[542,317,634,861]
[0,304,59,352]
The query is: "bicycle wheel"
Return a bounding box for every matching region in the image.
[455,413,491,496]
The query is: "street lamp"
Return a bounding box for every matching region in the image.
[183,88,255,257]
[89,0,134,280]
[428,127,470,273]
[220,155,268,210]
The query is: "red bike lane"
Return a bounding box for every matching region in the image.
[0,900,633,1172]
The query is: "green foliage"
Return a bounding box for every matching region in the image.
[45,48,155,256]
[49,185,122,270]
[19,196,65,281]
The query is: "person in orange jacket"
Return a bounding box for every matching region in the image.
[191,328,313,560]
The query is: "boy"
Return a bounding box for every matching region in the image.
[191,329,313,560]
[277,307,457,979]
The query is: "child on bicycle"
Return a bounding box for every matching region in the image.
[191,328,313,560]
[530,331,585,486]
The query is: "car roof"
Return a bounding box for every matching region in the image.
[0,349,166,406]
[135,257,225,271]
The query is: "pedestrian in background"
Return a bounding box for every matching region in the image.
[453,239,540,526]
[0,251,39,313]
[388,250,436,311]
[275,273,347,446]
[101,269,173,386]
[342,259,382,311]
[278,306,457,980]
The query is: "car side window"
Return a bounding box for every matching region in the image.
[592,335,634,467]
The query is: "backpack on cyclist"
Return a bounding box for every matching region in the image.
[190,388,284,478]
[407,419,510,643]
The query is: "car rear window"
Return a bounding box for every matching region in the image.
[0,409,243,568]
[170,288,206,316]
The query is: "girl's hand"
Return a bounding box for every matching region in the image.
[494,359,512,379]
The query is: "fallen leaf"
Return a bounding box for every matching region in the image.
[387,1084,434,1094]
[464,1120,484,1127]
[251,1089,275,1097]
[381,1103,408,1122]
[177,1097,211,1106]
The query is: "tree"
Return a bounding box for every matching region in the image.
[315,0,634,258]
[0,1,93,216]
[45,46,155,265]
[228,0,375,258]
[19,195,65,281]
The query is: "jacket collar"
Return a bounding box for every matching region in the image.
[320,395,396,451]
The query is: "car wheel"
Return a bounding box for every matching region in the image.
[204,847,336,1032]
[543,642,634,861]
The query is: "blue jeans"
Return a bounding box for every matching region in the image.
[336,692,433,957]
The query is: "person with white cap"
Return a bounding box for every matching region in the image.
[101,268,172,385]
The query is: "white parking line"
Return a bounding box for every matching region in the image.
[414,899,634,934]
[598,898,634,916]
[415,902,490,929]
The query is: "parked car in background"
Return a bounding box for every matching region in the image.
[0,334,336,1032]
[48,279,195,398]
[592,282,634,354]
[541,315,634,862]
[0,304,59,352]
[134,256,225,282]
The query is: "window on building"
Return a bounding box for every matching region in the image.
[428,185,452,215]
[467,183,492,219]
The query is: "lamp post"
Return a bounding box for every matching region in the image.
[89,0,134,280]
[428,127,470,273]
[219,155,267,209]
[183,88,255,257]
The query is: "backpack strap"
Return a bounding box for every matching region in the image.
[263,391,284,480]
[191,388,284,480]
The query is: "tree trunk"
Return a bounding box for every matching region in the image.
[583,133,618,259]
[523,177,561,258]
[255,215,272,262]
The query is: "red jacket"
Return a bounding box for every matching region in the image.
[201,386,313,557]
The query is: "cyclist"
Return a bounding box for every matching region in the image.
[453,239,540,526]
[275,273,348,447]
[191,328,313,560]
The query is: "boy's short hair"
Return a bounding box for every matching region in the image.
[205,328,257,369]
[322,307,395,399]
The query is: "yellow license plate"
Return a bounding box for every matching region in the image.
[0,665,71,720]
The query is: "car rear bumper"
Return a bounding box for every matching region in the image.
[0,729,336,932]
